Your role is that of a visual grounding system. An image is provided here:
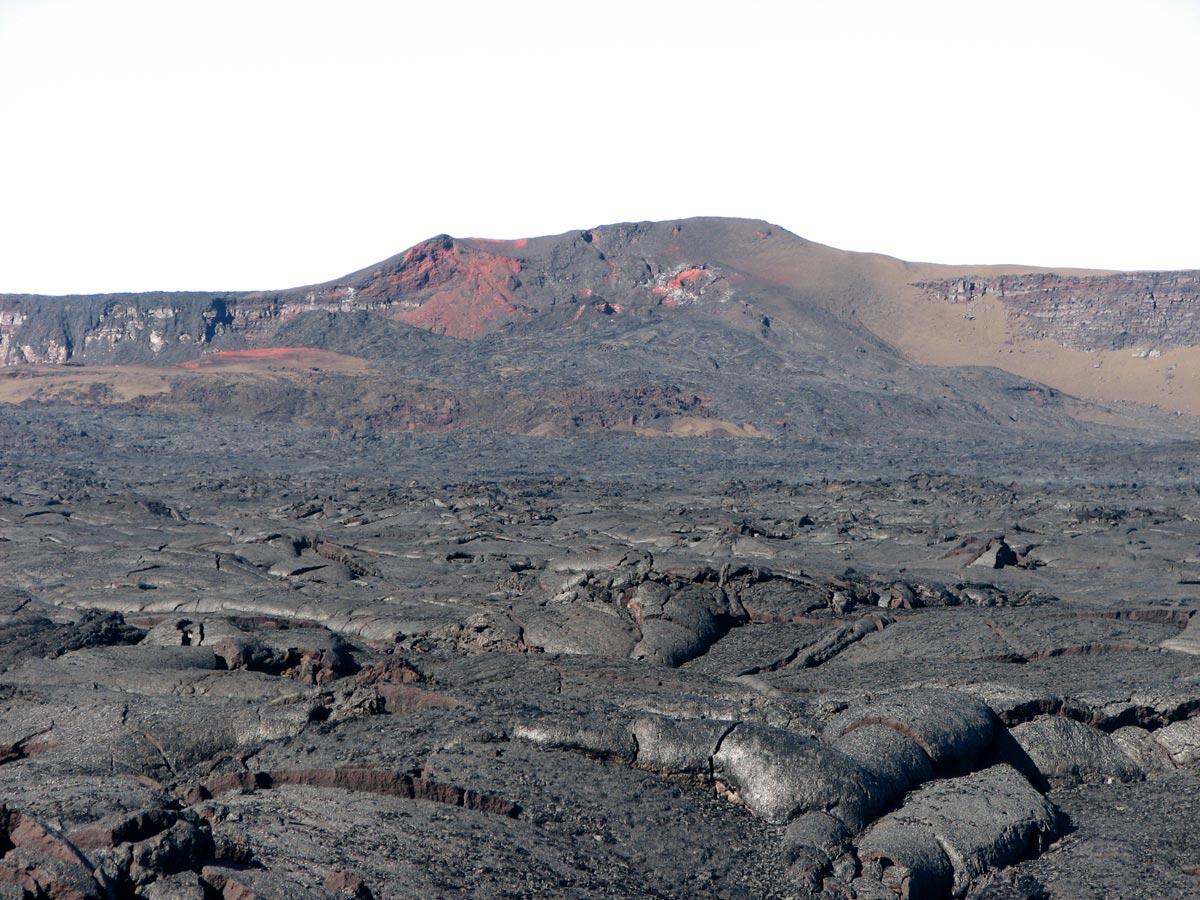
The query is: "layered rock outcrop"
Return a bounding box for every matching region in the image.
[0,224,736,364]
[916,271,1200,351]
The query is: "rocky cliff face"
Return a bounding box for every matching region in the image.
[0,223,737,365]
[5,218,1198,439]
[915,271,1200,352]
[7,222,1200,368]
[0,289,383,366]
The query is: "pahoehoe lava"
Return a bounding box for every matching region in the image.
[1,218,1199,898]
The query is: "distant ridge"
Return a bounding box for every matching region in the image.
[1,217,1196,432]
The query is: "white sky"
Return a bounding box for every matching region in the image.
[1,0,1197,294]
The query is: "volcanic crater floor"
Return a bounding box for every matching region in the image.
[0,409,1197,898]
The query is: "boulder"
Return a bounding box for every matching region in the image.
[1110,725,1173,774]
[631,714,732,775]
[968,538,1020,570]
[856,765,1058,897]
[833,723,935,803]
[857,817,953,899]
[1153,717,1200,767]
[712,723,880,827]
[825,689,996,767]
[1003,716,1142,786]
[513,717,636,763]
[521,604,639,658]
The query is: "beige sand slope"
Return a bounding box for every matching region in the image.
[699,222,1198,418]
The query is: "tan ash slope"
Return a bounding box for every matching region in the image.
[691,219,1197,417]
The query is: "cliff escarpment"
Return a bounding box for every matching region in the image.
[915,271,1200,352]
[0,224,739,365]
[2,217,1197,430]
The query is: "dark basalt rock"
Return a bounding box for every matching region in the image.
[0,198,1196,900]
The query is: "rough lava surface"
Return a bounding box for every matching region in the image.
[0,218,1198,898]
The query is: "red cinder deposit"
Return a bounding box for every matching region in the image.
[388,239,527,338]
